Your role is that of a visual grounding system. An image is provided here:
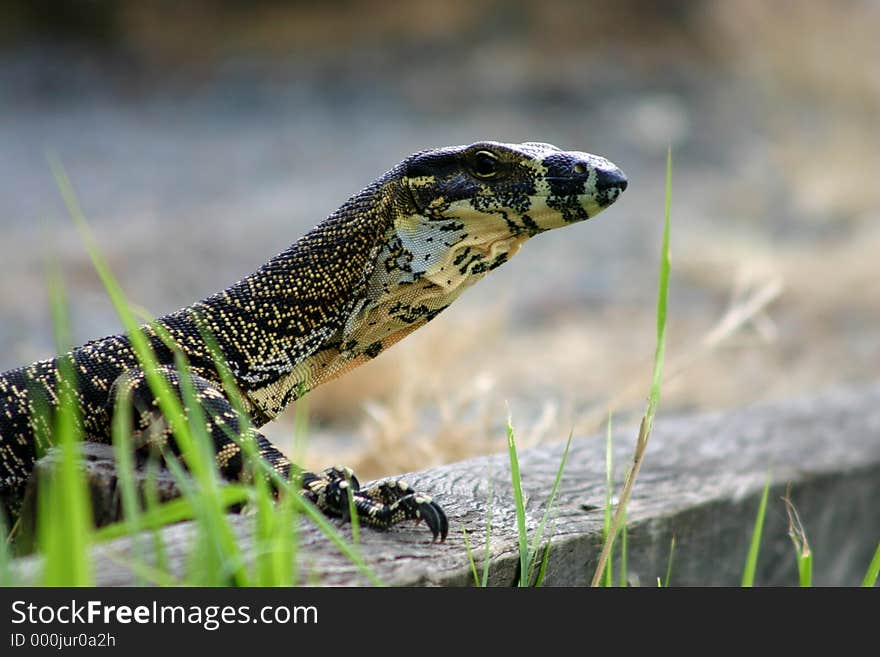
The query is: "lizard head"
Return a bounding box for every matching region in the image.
[392,141,627,292]
[403,141,626,230]
[326,141,626,374]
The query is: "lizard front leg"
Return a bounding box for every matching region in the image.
[109,366,292,481]
[109,367,447,540]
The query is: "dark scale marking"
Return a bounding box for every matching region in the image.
[0,140,626,541]
[488,253,509,271]
[495,209,526,237]
[547,195,590,224]
[521,214,540,235]
[452,247,473,267]
[382,235,414,274]
[471,252,509,275]
[459,252,486,276]
[388,302,445,324]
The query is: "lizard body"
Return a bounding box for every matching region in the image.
[0,141,626,539]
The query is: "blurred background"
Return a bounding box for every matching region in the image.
[1,0,877,477]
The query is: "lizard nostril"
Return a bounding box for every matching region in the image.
[573,163,587,175]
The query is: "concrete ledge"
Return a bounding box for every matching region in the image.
[11,384,880,586]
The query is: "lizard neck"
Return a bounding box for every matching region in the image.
[165,174,402,421]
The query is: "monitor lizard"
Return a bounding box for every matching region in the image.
[0,141,627,541]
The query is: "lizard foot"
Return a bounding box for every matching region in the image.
[301,467,448,542]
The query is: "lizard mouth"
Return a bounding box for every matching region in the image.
[593,166,628,208]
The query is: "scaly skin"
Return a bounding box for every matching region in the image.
[0,141,627,540]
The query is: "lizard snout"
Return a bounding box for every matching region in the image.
[595,165,628,192]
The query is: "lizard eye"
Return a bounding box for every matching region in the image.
[471,150,500,179]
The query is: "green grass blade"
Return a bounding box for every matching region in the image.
[290,493,384,586]
[191,327,288,585]
[144,460,170,574]
[192,322,304,586]
[206,433,381,585]
[534,537,552,587]
[783,489,812,587]
[649,147,673,417]
[102,550,180,587]
[213,400,374,584]
[110,382,148,585]
[603,415,614,587]
[526,432,572,583]
[663,535,676,587]
[862,542,880,587]
[619,506,628,587]
[292,388,310,463]
[0,517,16,585]
[462,527,480,587]
[798,552,814,588]
[506,417,529,586]
[37,381,93,586]
[241,455,382,586]
[481,481,493,588]
[216,387,281,587]
[286,393,308,585]
[742,472,771,587]
[274,491,297,585]
[37,260,94,586]
[253,478,279,586]
[93,486,251,542]
[345,473,360,547]
[174,355,249,586]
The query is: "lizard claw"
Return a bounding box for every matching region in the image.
[416,496,449,542]
[355,478,448,542]
[300,470,447,541]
